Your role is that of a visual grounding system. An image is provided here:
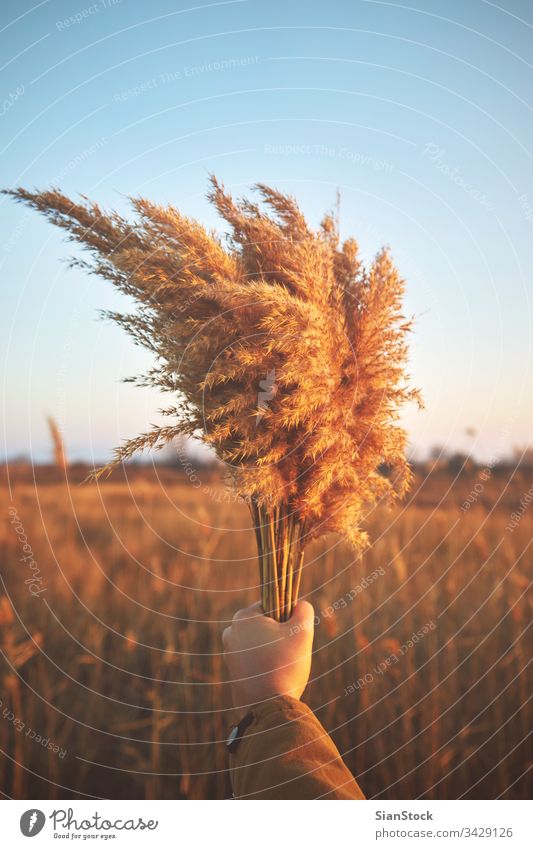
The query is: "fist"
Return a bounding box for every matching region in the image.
[222,600,315,711]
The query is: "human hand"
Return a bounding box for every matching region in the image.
[222,600,314,711]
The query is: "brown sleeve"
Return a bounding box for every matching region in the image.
[229,695,366,799]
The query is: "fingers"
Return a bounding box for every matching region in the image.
[233,601,264,621]
[223,601,264,649]
[223,599,312,653]
[288,599,314,626]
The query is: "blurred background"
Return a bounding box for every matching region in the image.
[1,0,532,799]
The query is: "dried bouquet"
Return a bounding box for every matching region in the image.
[4,177,421,620]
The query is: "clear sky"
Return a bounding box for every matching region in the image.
[1,0,532,463]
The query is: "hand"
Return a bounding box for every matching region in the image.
[222,600,314,711]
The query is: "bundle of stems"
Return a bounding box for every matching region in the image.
[3,177,421,621]
[250,498,308,621]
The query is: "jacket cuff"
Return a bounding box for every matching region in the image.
[233,694,313,740]
[228,695,331,794]
[227,693,365,799]
[247,694,313,726]
[229,694,309,760]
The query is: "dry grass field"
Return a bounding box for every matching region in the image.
[1,463,531,799]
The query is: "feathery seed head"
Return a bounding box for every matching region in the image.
[3,176,422,548]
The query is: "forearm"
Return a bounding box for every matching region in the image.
[229,695,365,800]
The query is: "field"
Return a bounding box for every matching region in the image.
[1,463,531,799]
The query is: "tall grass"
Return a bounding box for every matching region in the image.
[1,468,531,799]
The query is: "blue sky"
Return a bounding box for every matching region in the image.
[1,0,532,463]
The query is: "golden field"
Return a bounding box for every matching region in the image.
[1,463,531,799]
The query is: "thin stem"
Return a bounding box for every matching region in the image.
[292,549,305,611]
[249,498,266,613]
[292,519,308,611]
[279,503,289,621]
[286,551,294,619]
[268,515,280,620]
[258,506,270,615]
[285,515,298,619]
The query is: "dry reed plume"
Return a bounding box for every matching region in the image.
[47,416,68,472]
[4,178,421,619]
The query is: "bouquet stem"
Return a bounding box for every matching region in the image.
[249,498,307,622]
